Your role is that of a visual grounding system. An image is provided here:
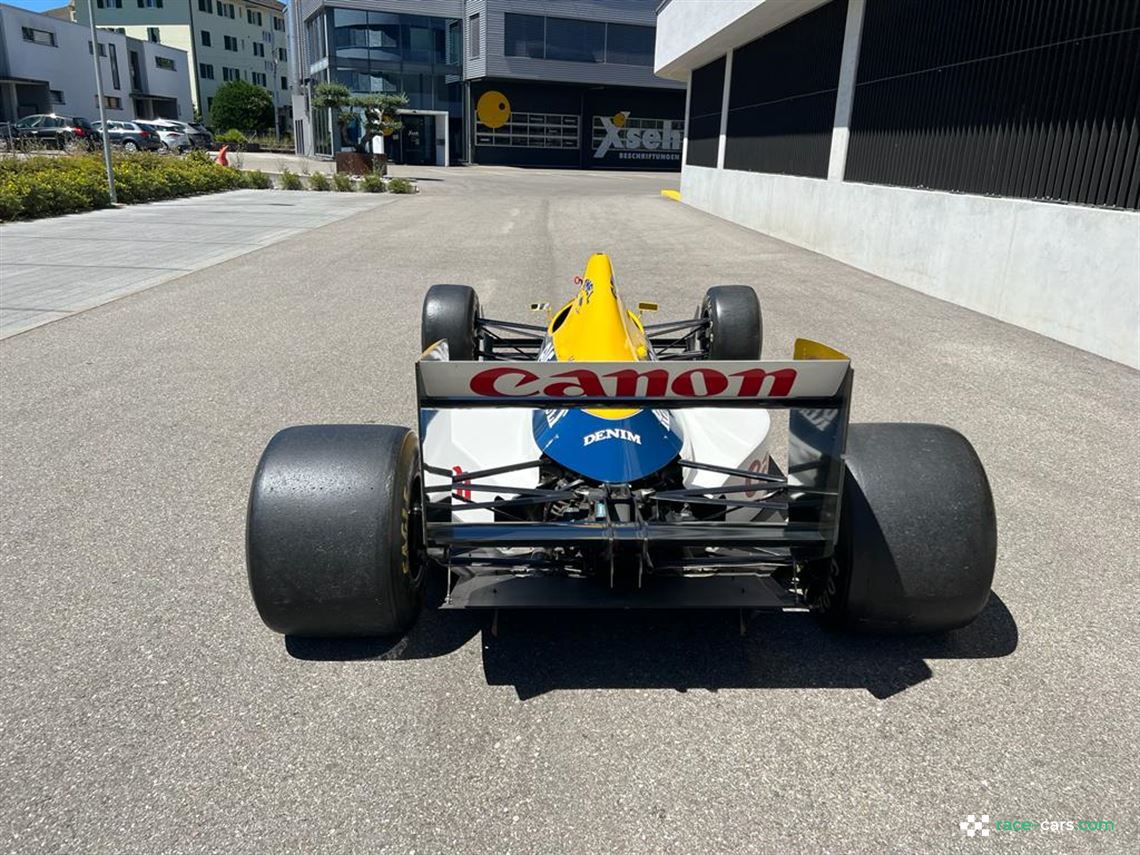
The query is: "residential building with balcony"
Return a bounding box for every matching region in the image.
[73,0,290,128]
[0,2,191,123]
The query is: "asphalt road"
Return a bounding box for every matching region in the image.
[2,167,1137,854]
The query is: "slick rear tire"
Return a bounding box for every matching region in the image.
[809,423,997,633]
[422,284,480,360]
[698,286,762,360]
[246,424,425,637]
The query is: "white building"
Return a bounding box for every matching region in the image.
[0,2,192,122]
[655,0,1139,368]
[74,0,290,129]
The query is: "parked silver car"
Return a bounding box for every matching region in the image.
[139,121,191,153]
[148,119,213,150]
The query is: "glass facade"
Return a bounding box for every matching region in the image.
[307,7,463,162]
[504,14,655,66]
[326,9,460,114]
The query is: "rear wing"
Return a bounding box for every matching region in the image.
[417,340,849,409]
[415,339,853,560]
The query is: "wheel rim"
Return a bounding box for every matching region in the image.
[125,142,137,152]
[407,474,426,588]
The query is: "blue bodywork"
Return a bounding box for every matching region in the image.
[532,408,684,484]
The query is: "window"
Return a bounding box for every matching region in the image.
[137,0,164,7]
[109,43,120,90]
[281,76,288,90]
[605,24,654,66]
[198,0,213,12]
[104,96,123,109]
[468,14,479,59]
[148,27,160,43]
[155,56,176,70]
[253,43,264,57]
[446,19,461,64]
[222,66,239,81]
[277,47,286,61]
[97,0,124,7]
[545,17,604,63]
[247,10,262,26]
[201,30,211,47]
[274,17,284,32]
[475,110,579,150]
[21,27,56,47]
[50,89,65,105]
[224,35,237,51]
[88,41,108,57]
[199,62,215,79]
[504,14,544,59]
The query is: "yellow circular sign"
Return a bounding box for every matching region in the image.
[476,90,511,129]
[612,111,629,128]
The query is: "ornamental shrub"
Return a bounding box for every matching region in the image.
[280,169,303,190]
[307,172,330,191]
[332,172,353,192]
[0,152,244,221]
[242,169,272,189]
[360,173,385,193]
[386,177,415,194]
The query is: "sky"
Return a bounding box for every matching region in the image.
[6,1,78,11]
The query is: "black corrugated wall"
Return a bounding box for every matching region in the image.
[847,0,1140,209]
[724,0,848,177]
[685,57,725,167]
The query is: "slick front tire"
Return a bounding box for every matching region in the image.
[422,283,480,360]
[809,423,997,634]
[698,286,762,360]
[246,424,425,637]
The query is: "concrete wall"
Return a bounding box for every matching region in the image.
[682,165,1140,367]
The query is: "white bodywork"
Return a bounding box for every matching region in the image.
[421,408,772,523]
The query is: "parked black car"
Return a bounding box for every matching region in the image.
[3,114,98,150]
[91,120,163,152]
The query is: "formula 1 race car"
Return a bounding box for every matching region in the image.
[246,253,997,637]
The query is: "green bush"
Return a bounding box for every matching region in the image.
[332,172,353,192]
[0,152,243,221]
[360,173,385,193]
[386,177,415,194]
[209,80,275,134]
[308,172,330,191]
[280,169,303,190]
[242,170,272,189]
[216,129,249,149]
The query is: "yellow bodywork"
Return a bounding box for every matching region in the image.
[549,253,648,419]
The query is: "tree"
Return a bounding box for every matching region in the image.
[313,83,409,153]
[355,92,409,154]
[312,82,353,149]
[208,80,275,134]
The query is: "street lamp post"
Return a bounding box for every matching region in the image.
[85,0,116,204]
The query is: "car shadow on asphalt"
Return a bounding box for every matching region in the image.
[286,592,1017,701]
